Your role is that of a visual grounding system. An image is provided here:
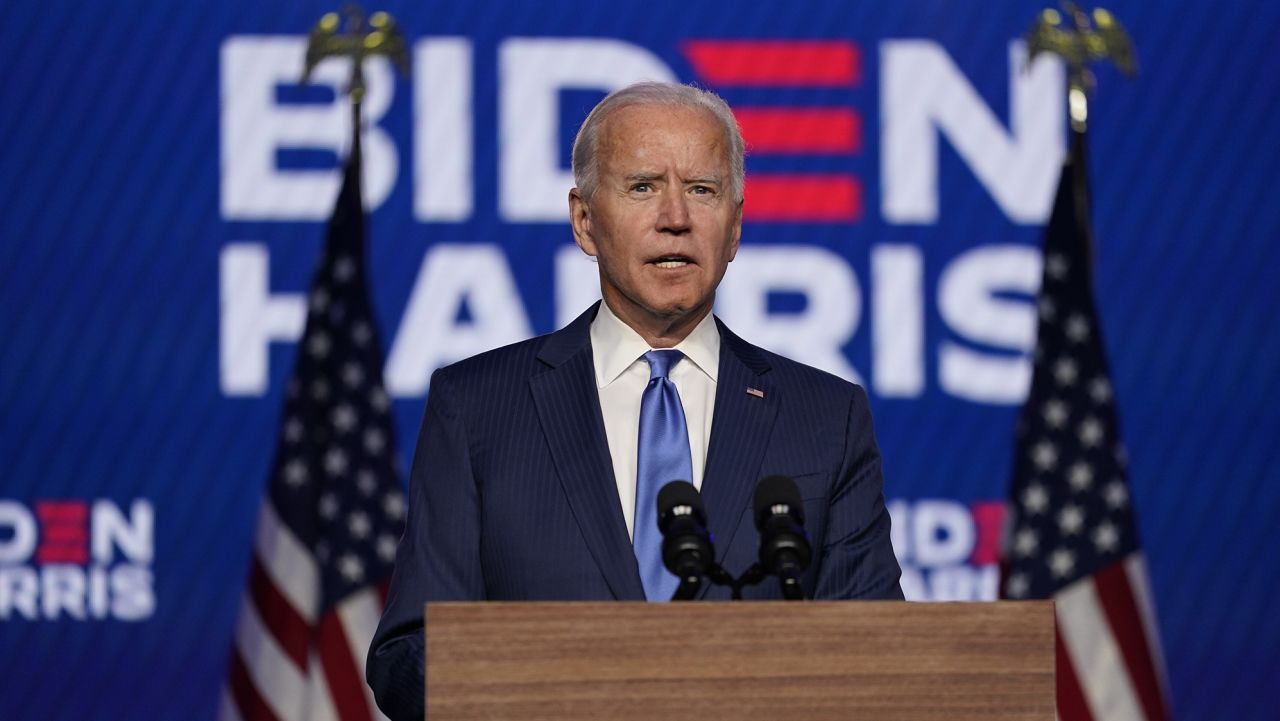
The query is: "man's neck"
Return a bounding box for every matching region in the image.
[602,298,713,349]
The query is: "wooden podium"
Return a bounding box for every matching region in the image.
[426,600,1054,720]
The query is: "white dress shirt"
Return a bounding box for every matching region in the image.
[590,301,720,540]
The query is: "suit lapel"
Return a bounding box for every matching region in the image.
[700,320,778,574]
[529,304,645,601]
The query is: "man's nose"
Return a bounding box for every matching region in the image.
[656,188,691,234]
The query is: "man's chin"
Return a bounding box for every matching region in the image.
[648,300,713,324]
[604,287,712,324]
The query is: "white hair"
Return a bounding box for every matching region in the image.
[570,81,745,202]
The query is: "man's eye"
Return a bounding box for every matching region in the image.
[690,185,714,195]
[631,183,653,193]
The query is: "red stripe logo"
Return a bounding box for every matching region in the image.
[735,108,862,154]
[683,41,861,86]
[36,500,88,565]
[744,175,862,222]
[685,40,865,224]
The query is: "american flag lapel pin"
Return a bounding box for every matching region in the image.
[745,387,765,399]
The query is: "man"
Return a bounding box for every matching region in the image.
[367,81,903,719]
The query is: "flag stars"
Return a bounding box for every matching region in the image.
[1065,314,1091,343]
[1022,482,1050,514]
[1068,462,1094,491]
[383,493,406,520]
[1089,377,1113,404]
[364,428,387,455]
[1031,441,1058,471]
[324,448,349,476]
[1014,527,1039,557]
[1006,573,1030,599]
[1093,522,1120,552]
[1057,504,1085,535]
[351,322,373,347]
[311,379,331,402]
[308,332,331,359]
[310,288,330,313]
[1049,548,1076,578]
[1039,297,1057,322]
[284,417,304,443]
[376,534,398,562]
[1054,357,1079,386]
[283,459,308,487]
[348,510,371,539]
[1078,417,1104,448]
[1043,399,1069,429]
[357,469,378,496]
[338,553,364,582]
[1046,253,1070,280]
[341,362,365,389]
[1115,443,1129,467]
[332,404,357,434]
[1105,481,1129,509]
[319,493,340,520]
[333,256,356,283]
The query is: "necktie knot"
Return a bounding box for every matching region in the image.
[644,349,684,381]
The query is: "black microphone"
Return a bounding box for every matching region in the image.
[657,481,715,600]
[752,475,812,600]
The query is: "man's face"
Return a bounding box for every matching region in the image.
[569,103,742,342]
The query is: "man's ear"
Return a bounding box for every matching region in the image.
[568,188,598,257]
[727,199,743,261]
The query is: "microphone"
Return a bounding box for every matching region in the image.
[657,481,716,600]
[752,475,812,600]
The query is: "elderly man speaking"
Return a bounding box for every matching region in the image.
[367,81,903,719]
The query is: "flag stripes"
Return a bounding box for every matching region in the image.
[226,511,393,721]
[1056,624,1096,721]
[253,503,320,622]
[1093,560,1170,721]
[1057,564,1148,721]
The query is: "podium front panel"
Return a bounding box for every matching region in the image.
[426,600,1053,720]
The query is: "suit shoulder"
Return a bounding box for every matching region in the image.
[429,333,550,390]
[717,318,866,403]
[755,346,869,404]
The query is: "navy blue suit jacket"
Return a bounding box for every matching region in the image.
[367,304,903,719]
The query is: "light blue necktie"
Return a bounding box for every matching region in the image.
[634,349,694,602]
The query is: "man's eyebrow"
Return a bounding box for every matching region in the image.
[623,172,662,182]
[683,175,722,185]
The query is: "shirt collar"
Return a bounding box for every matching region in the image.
[590,301,721,388]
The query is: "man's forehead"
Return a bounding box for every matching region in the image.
[597,104,727,166]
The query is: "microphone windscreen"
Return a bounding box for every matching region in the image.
[657,481,704,534]
[753,475,804,526]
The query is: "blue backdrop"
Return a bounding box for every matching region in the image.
[1,1,1277,719]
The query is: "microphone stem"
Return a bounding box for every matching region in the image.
[780,574,806,600]
[673,574,702,601]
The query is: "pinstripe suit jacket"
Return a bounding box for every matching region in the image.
[366,303,903,719]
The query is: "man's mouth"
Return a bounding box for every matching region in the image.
[650,255,693,269]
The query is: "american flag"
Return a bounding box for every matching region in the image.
[221,135,404,721]
[1002,134,1172,721]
